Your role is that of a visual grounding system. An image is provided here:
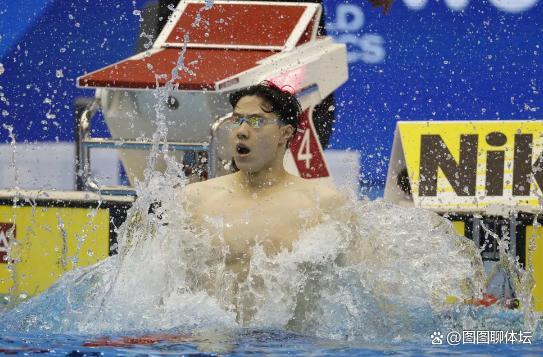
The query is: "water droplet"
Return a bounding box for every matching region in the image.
[0,63,4,75]
[87,249,94,257]
[56,69,64,78]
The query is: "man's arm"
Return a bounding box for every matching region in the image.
[177,182,201,214]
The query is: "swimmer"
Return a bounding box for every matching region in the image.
[181,82,489,322]
[182,82,344,282]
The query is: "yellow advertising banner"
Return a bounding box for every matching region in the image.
[0,205,110,298]
[385,121,543,312]
[397,121,543,213]
[527,224,543,312]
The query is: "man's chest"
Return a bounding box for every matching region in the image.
[193,192,317,255]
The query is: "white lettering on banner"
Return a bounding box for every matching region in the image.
[338,34,385,64]
[403,0,428,10]
[327,0,538,65]
[327,4,385,64]
[445,0,470,11]
[335,4,364,31]
[488,0,539,13]
[402,0,539,12]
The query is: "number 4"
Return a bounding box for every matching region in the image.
[297,130,313,169]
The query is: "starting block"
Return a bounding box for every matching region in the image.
[0,1,349,304]
[76,0,347,189]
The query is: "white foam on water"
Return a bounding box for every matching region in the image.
[1,160,538,342]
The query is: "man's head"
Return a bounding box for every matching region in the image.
[229,81,301,132]
[227,81,302,174]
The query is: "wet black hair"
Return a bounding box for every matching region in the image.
[228,81,302,131]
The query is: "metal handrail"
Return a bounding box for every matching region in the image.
[82,138,209,152]
[74,98,231,194]
[75,98,100,191]
[208,113,232,178]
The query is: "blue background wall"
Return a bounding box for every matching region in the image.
[323,0,542,196]
[0,0,541,196]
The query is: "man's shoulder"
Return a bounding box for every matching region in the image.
[295,176,338,193]
[292,177,346,207]
[182,174,233,198]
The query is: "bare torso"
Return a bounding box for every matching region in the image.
[181,172,343,280]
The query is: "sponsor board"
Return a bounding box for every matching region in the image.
[527,224,543,311]
[385,121,543,311]
[0,195,130,299]
[385,121,543,213]
[0,223,14,264]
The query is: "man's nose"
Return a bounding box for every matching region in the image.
[235,122,250,140]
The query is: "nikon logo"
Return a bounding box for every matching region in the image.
[420,133,543,197]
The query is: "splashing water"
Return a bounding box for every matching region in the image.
[0,159,540,342]
[1,0,541,346]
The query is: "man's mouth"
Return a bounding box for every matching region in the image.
[236,143,251,156]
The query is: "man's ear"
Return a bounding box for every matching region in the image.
[279,125,295,146]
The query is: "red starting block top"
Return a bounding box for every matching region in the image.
[79,48,272,90]
[78,1,321,90]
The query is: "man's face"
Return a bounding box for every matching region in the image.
[229,95,291,174]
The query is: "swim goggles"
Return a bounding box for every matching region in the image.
[224,115,281,129]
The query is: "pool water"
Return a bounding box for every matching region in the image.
[1,329,542,356]
[1,1,541,354]
[0,163,541,354]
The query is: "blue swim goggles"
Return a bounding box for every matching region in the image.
[224,115,281,129]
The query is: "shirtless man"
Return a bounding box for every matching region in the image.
[181,82,489,325]
[182,82,343,281]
